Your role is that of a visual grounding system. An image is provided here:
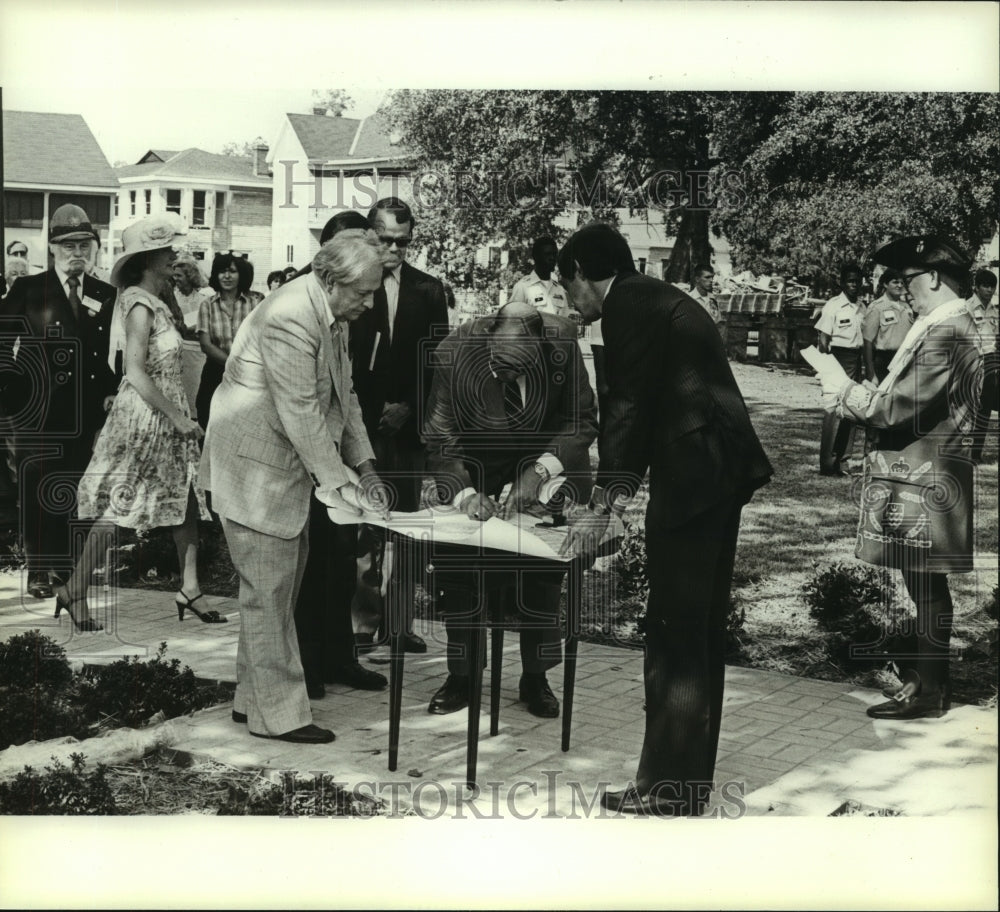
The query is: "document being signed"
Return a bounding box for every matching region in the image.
[325,469,623,561]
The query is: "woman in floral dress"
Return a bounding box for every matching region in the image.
[53,216,221,631]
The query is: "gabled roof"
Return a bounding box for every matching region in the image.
[285,112,408,164]
[139,149,180,164]
[115,148,271,186]
[3,110,118,189]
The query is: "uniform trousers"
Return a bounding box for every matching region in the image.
[222,514,312,736]
[820,346,863,471]
[637,492,747,813]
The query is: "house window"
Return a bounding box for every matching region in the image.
[129,191,136,216]
[49,194,111,226]
[638,257,647,275]
[113,195,119,217]
[192,191,206,226]
[166,189,181,215]
[144,189,152,215]
[488,246,501,269]
[215,191,226,226]
[286,245,294,265]
[4,191,44,227]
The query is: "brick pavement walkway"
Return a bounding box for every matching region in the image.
[1,574,995,819]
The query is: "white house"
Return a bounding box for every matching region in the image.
[112,148,273,290]
[2,110,119,273]
[268,111,411,272]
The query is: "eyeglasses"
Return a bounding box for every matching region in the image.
[901,270,933,294]
[377,236,411,249]
[57,240,94,254]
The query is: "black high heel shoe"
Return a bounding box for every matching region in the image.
[176,590,227,624]
[54,592,104,632]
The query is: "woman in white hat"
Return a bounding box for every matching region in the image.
[54,216,222,630]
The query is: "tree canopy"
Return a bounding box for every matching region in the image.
[377,90,999,292]
[712,92,1000,285]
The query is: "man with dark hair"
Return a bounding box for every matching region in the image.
[557,222,772,816]
[422,300,597,717]
[350,197,449,653]
[0,205,118,599]
[814,263,866,475]
[508,236,570,318]
[688,263,722,326]
[967,267,998,462]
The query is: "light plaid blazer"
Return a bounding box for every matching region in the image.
[201,273,374,539]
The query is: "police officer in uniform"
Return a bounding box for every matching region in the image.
[508,237,570,318]
[862,267,915,383]
[814,263,866,475]
[0,205,118,598]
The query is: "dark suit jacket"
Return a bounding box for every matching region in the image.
[598,271,772,530]
[351,261,449,447]
[0,269,118,446]
[422,312,597,502]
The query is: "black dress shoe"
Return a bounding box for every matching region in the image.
[306,681,326,700]
[867,689,949,720]
[232,710,248,724]
[376,630,427,653]
[428,675,469,714]
[600,788,692,817]
[251,724,335,744]
[355,633,377,655]
[26,576,53,599]
[819,466,845,477]
[325,661,387,691]
[519,674,559,718]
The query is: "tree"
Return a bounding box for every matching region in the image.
[220,137,265,158]
[378,90,729,292]
[712,92,1000,286]
[310,89,353,118]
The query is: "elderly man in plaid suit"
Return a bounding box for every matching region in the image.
[201,230,391,744]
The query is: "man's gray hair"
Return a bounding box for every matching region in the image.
[312,229,389,288]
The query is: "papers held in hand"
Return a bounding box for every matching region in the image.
[799,345,850,387]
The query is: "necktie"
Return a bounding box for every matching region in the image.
[67,276,81,320]
[503,379,523,424]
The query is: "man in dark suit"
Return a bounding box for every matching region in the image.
[350,197,449,653]
[558,223,772,816]
[0,205,118,598]
[422,301,598,716]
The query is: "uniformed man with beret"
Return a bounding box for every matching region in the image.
[966,267,999,462]
[814,263,866,475]
[0,205,119,599]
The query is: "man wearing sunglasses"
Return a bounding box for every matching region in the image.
[0,205,118,599]
[350,197,449,653]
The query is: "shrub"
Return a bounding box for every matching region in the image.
[0,753,117,815]
[612,521,649,602]
[802,562,911,668]
[0,630,74,691]
[0,687,91,750]
[75,643,232,730]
